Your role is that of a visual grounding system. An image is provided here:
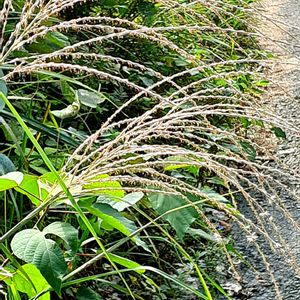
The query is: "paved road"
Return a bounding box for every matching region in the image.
[229,1,300,299]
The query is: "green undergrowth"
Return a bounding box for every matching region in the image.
[0,0,286,299]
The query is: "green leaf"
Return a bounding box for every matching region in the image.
[11,229,68,295]
[9,284,22,300]
[91,203,135,237]
[148,193,198,240]
[43,222,79,255]
[15,174,43,206]
[46,32,70,49]
[0,172,23,191]
[12,264,50,300]
[83,174,125,198]
[26,32,70,54]
[108,253,145,274]
[255,80,269,87]
[271,126,286,139]
[77,286,103,300]
[86,203,147,250]
[98,192,144,212]
[77,89,106,108]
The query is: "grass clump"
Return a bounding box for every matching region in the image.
[0,0,298,299]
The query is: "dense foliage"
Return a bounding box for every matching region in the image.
[0,0,292,299]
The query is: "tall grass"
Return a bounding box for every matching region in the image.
[0,0,299,299]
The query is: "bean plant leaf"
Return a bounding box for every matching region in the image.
[77,89,106,108]
[240,141,256,161]
[148,193,198,240]
[187,228,219,243]
[86,203,148,250]
[91,203,135,236]
[0,172,23,192]
[15,174,43,206]
[43,222,79,255]
[12,264,50,300]
[11,228,68,295]
[26,32,70,53]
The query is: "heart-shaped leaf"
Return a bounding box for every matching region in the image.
[77,89,106,108]
[11,228,68,295]
[148,193,198,240]
[43,222,79,255]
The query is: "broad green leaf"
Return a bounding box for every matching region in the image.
[83,174,125,198]
[148,193,198,240]
[255,80,269,87]
[15,174,43,206]
[86,203,147,250]
[77,89,106,108]
[77,286,103,300]
[43,222,79,255]
[98,192,144,212]
[140,76,154,87]
[26,32,70,53]
[0,172,23,191]
[40,171,58,185]
[46,32,70,48]
[108,253,145,274]
[12,264,50,300]
[90,203,135,237]
[11,229,68,295]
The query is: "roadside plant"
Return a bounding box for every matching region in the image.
[0,0,299,299]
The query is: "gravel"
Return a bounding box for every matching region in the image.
[224,1,300,299]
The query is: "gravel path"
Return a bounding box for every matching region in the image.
[227,1,300,299]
